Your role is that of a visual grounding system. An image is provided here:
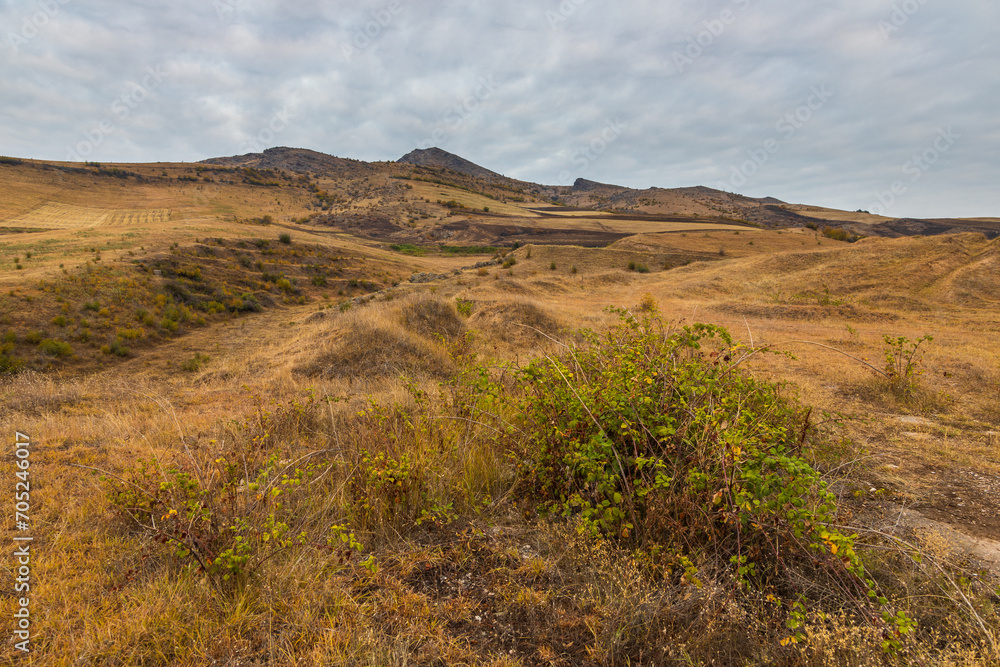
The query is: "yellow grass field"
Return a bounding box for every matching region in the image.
[1,202,171,229]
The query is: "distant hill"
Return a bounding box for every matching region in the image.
[398,147,504,182]
[191,145,997,238]
[201,146,378,178]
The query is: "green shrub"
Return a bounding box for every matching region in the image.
[105,340,130,357]
[279,233,292,244]
[52,315,69,327]
[228,293,262,313]
[0,353,22,374]
[502,257,517,269]
[498,309,911,649]
[24,331,44,345]
[38,339,73,358]
[822,226,861,243]
[177,266,202,280]
[0,338,22,374]
[116,327,145,341]
[455,298,474,317]
[181,352,211,372]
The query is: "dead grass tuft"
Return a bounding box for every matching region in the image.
[399,293,465,341]
[296,310,454,381]
[467,298,566,347]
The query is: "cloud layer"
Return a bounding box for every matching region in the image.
[2,0,997,217]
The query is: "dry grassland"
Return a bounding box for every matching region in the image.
[1,160,999,666]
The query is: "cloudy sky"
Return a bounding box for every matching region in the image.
[2,0,997,218]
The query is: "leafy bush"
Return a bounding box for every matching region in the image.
[501,309,911,650]
[502,257,517,269]
[279,233,292,244]
[116,327,145,341]
[455,298,474,318]
[0,338,22,374]
[822,226,862,243]
[38,339,73,358]
[228,293,262,313]
[103,340,130,357]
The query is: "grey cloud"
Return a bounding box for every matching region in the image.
[0,0,997,217]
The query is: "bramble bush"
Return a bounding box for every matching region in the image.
[492,308,914,652]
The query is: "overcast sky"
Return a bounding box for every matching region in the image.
[2,0,997,218]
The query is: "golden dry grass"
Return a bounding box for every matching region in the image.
[2,158,1000,665]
